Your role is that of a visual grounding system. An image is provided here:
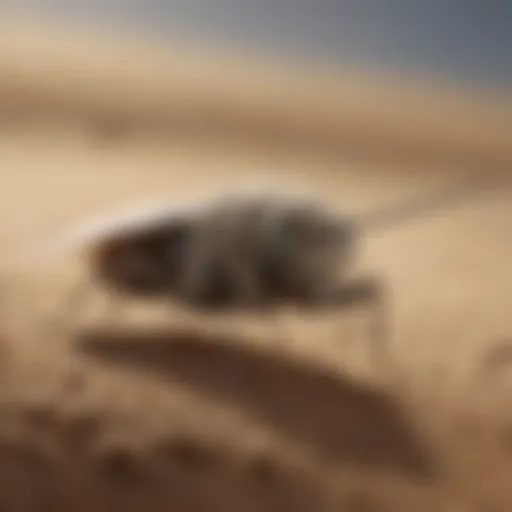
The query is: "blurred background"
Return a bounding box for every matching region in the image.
[1,0,511,170]
[3,0,512,91]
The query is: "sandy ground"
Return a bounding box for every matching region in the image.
[0,124,510,511]
[0,20,512,512]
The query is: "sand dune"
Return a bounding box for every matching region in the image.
[0,18,512,511]
[0,19,511,168]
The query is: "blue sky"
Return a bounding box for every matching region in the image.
[5,0,512,90]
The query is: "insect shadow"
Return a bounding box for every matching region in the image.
[62,274,391,371]
[77,321,436,480]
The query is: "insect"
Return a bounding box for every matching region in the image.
[18,174,501,366]
[40,186,364,310]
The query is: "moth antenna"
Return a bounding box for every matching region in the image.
[354,174,506,233]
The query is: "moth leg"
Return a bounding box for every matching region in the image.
[46,276,97,338]
[0,273,26,341]
[0,274,23,346]
[368,280,388,368]
[260,303,293,346]
[329,277,389,370]
[101,290,127,330]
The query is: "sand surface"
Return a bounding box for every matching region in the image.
[0,21,512,512]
